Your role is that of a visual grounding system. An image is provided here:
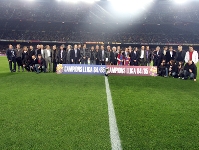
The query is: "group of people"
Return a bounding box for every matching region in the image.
[6,44,198,81]
[156,45,198,81]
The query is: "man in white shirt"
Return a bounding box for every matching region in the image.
[185,46,198,64]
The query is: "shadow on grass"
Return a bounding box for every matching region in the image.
[0,72,18,78]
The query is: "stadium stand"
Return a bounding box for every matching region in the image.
[0,0,199,43]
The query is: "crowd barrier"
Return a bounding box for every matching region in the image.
[56,64,157,76]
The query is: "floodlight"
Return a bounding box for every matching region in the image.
[174,0,187,4]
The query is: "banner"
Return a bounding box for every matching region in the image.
[57,64,157,76]
[106,66,157,76]
[57,64,106,75]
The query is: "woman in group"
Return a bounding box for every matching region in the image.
[22,46,30,71]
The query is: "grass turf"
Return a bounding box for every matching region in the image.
[109,70,199,149]
[1,56,199,149]
[0,57,110,150]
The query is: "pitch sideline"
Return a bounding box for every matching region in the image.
[105,76,122,150]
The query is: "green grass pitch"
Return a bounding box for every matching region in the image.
[1,56,199,149]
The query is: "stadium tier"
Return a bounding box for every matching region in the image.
[0,0,199,43]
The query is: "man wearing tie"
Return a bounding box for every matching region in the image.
[139,46,146,66]
[161,46,168,62]
[153,46,162,66]
[106,45,111,65]
[52,45,58,72]
[95,45,100,65]
[66,45,72,64]
[166,46,176,64]
[145,46,152,66]
[110,46,118,65]
[130,47,139,66]
[6,44,17,72]
[58,45,67,64]
[71,44,81,64]
[99,45,107,65]
[89,46,96,65]
[80,44,89,65]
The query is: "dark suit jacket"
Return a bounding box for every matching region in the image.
[70,49,81,61]
[37,58,46,67]
[175,50,186,62]
[138,50,147,61]
[145,50,152,62]
[52,49,58,62]
[28,50,35,58]
[22,53,30,66]
[30,58,38,66]
[184,62,197,79]
[99,50,107,61]
[57,50,67,64]
[166,51,176,63]
[124,51,129,58]
[95,51,100,60]
[35,49,41,57]
[6,49,16,60]
[89,50,96,60]
[153,50,162,61]
[110,51,118,64]
[130,51,139,62]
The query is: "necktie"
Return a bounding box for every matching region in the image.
[147,51,148,58]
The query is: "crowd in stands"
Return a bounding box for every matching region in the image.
[6,44,198,81]
[0,0,199,24]
[0,22,199,43]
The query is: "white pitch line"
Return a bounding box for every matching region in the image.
[105,76,122,150]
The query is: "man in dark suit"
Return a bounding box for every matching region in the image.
[57,45,67,64]
[161,46,168,62]
[175,45,186,64]
[145,46,152,66]
[28,45,35,59]
[6,44,17,72]
[66,45,72,64]
[29,55,38,72]
[80,44,89,65]
[52,45,58,72]
[95,45,100,65]
[89,46,96,65]
[166,46,176,64]
[15,44,23,72]
[153,46,162,67]
[35,44,41,57]
[70,44,81,64]
[130,47,139,66]
[99,45,107,65]
[110,46,118,65]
